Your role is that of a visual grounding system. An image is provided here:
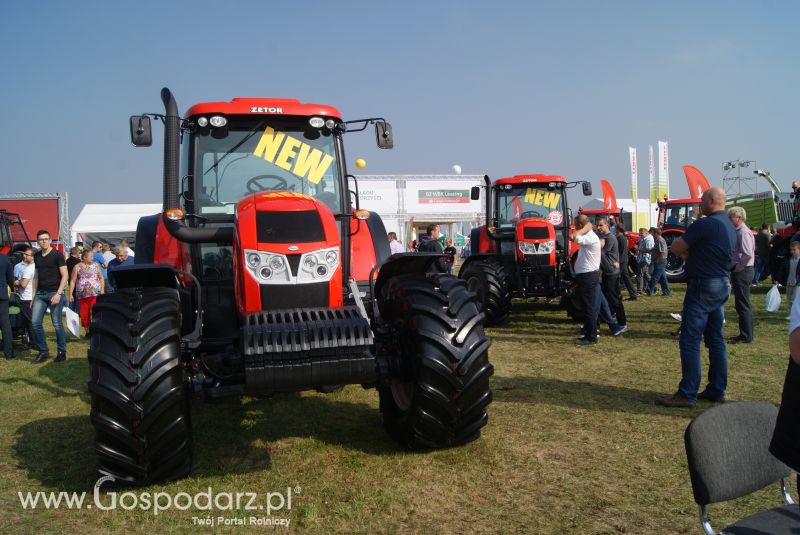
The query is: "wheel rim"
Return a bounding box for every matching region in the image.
[466,275,484,300]
[666,252,684,278]
[390,380,413,411]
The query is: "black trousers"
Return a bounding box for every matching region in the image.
[575,271,600,342]
[731,267,754,342]
[602,273,627,326]
[619,262,637,299]
[19,299,35,345]
[0,300,11,357]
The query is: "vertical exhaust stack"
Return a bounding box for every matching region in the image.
[161,88,181,211]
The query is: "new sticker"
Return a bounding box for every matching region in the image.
[252,127,333,184]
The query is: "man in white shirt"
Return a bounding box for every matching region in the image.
[13,247,36,350]
[572,214,601,345]
[387,232,404,255]
[120,239,135,258]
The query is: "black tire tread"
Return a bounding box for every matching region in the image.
[460,257,512,325]
[88,287,192,485]
[378,273,494,448]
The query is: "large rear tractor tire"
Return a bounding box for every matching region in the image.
[460,257,512,326]
[663,233,687,283]
[87,287,192,485]
[377,274,493,448]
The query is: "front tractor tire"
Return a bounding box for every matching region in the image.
[87,287,192,485]
[460,257,512,326]
[378,274,493,448]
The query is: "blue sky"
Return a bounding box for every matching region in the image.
[2,1,798,220]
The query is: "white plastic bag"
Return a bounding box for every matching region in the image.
[64,307,81,338]
[765,284,781,313]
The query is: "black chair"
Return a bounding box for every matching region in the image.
[685,401,799,534]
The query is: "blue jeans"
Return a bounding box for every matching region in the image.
[647,261,671,296]
[753,255,767,284]
[31,290,66,355]
[677,277,731,401]
[593,283,616,327]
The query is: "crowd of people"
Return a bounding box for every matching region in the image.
[0,233,135,362]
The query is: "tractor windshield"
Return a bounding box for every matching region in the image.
[194,118,342,215]
[495,184,567,231]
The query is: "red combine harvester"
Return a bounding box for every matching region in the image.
[655,165,710,282]
[458,174,592,325]
[87,88,493,485]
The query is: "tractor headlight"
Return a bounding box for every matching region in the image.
[247,252,262,267]
[309,117,325,128]
[259,266,272,279]
[270,256,285,270]
[196,117,209,127]
[209,115,227,127]
[518,241,537,254]
[537,240,556,254]
[325,250,338,265]
[303,255,318,269]
[316,265,328,276]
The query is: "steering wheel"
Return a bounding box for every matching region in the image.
[519,210,543,219]
[246,174,289,192]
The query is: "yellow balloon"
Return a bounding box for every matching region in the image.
[355,159,366,169]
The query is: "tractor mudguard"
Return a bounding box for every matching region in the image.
[112,264,180,290]
[134,214,160,264]
[351,211,392,281]
[373,253,446,298]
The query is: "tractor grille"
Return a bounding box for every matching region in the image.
[242,306,375,392]
[523,227,550,239]
[522,254,552,268]
[260,282,328,308]
[256,210,325,243]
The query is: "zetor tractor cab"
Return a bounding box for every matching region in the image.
[87,88,493,485]
[458,174,591,325]
[0,210,32,262]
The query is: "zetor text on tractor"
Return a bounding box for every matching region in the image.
[87,88,493,485]
[458,174,591,325]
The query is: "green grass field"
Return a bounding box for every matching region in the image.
[0,284,795,534]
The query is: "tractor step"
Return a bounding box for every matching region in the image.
[242,307,375,392]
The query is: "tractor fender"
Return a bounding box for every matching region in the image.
[112,264,180,290]
[374,253,446,299]
[351,211,392,281]
[134,214,160,264]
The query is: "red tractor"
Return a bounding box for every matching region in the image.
[87,88,493,485]
[458,174,592,325]
[578,179,640,268]
[0,209,32,262]
[654,165,710,282]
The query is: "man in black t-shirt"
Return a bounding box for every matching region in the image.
[31,230,69,363]
[66,246,82,310]
[443,238,457,275]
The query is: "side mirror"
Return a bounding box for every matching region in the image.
[470,186,480,200]
[130,115,152,147]
[582,182,592,196]
[375,121,393,149]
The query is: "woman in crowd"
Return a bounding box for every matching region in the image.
[68,249,104,337]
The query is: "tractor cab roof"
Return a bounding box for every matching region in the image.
[185,98,342,120]
[494,174,567,187]
[658,197,700,206]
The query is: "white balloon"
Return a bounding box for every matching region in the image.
[452,165,462,175]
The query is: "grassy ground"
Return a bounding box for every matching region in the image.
[0,284,795,534]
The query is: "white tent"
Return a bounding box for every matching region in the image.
[70,203,161,246]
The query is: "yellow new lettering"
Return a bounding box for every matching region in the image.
[524,188,536,203]
[275,136,302,171]
[542,192,561,209]
[534,191,544,206]
[252,127,285,162]
[293,144,334,184]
